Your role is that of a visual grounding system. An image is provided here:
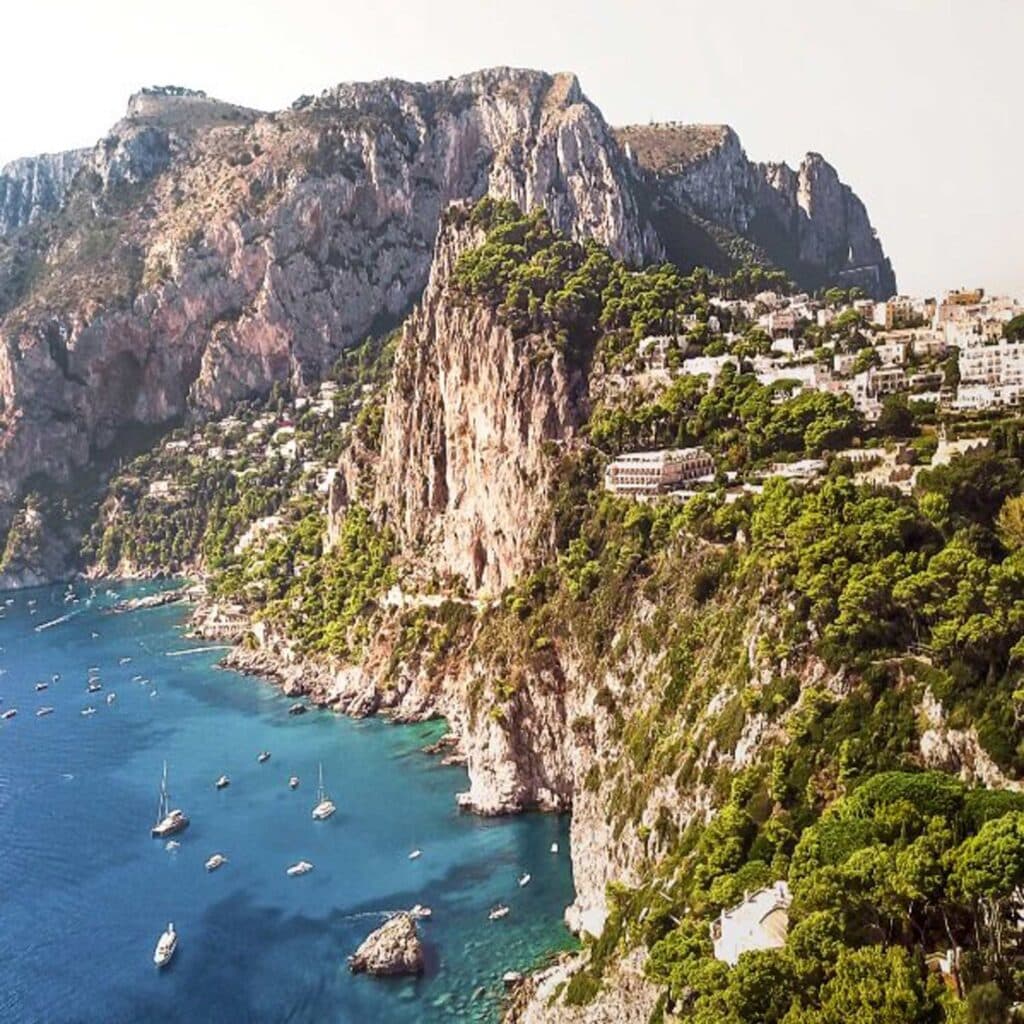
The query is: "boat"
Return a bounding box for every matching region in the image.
[286,860,313,877]
[1,709,16,720]
[311,762,336,820]
[409,904,432,919]
[106,692,117,704]
[165,840,180,852]
[51,673,60,682]
[91,631,100,639]
[287,702,307,716]
[81,707,96,717]
[502,971,524,986]
[488,905,510,921]
[151,762,190,838]
[288,776,299,790]
[119,657,132,665]
[215,775,230,790]
[36,707,54,717]
[205,853,228,872]
[518,873,532,887]
[550,843,559,854]
[35,682,48,692]
[408,849,422,860]
[87,681,102,693]
[153,923,177,967]
[257,751,271,764]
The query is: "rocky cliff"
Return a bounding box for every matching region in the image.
[616,122,896,297]
[0,69,656,583]
[0,149,90,236]
[363,210,589,596]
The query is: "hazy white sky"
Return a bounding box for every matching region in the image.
[2,0,1019,297]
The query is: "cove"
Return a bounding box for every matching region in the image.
[0,582,574,1023]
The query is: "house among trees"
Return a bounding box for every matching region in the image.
[603,448,715,497]
[710,882,792,966]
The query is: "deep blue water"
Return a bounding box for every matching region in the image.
[0,583,574,1023]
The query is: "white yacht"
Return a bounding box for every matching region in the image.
[35,681,48,692]
[1,709,16,720]
[286,860,313,877]
[408,849,422,860]
[215,775,230,790]
[205,853,228,872]
[288,776,300,790]
[311,763,336,821]
[257,751,271,764]
[81,706,96,716]
[151,762,190,838]
[106,692,116,705]
[87,680,102,693]
[489,905,510,921]
[153,923,177,967]
[119,657,132,665]
[36,707,54,717]
[550,843,559,854]
[518,873,532,887]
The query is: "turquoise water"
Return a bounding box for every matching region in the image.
[0,583,574,1023]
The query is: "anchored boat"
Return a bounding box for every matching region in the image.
[151,762,189,839]
[311,762,336,821]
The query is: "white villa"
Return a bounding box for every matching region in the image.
[710,881,792,966]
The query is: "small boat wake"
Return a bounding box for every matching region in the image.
[34,609,83,633]
[165,646,230,658]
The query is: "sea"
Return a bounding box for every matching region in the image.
[0,582,574,1023]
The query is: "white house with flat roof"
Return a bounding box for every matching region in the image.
[711,882,792,966]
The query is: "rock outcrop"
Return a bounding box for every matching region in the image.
[347,913,424,976]
[364,209,589,596]
[616,122,896,297]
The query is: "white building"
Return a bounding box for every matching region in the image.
[711,882,792,966]
[604,448,715,496]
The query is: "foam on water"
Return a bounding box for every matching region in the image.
[0,582,575,1023]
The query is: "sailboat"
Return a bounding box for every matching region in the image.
[311,762,336,820]
[151,761,190,838]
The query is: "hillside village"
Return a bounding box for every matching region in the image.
[604,284,1024,500]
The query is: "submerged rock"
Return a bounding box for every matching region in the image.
[347,913,424,976]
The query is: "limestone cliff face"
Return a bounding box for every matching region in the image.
[0,149,90,236]
[616,123,896,297]
[365,213,588,596]
[0,70,654,582]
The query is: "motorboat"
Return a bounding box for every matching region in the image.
[106,692,117,704]
[165,840,180,852]
[151,762,190,838]
[311,763,336,820]
[119,657,132,665]
[409,904,432,919]
[205,853,228,872]
[288,702,307,716]
[51,673,60,683]
[87,681,103,693]
[488,905,510,921]
[408,849,422,860]
[215,775,230,790]
[35,682,48,692]
[518,873,532,887]
[550,843,559,854]
[153,923,177,967]
[286,860,313,877]
[289,776,300,790]
[1,709,16,720]
[36,707,54,717]
[257,751,271,764]
[81,707,96,716]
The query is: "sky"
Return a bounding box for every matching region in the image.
[1,0,1019,297]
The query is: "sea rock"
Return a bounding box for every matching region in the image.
[347,913,424,976]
